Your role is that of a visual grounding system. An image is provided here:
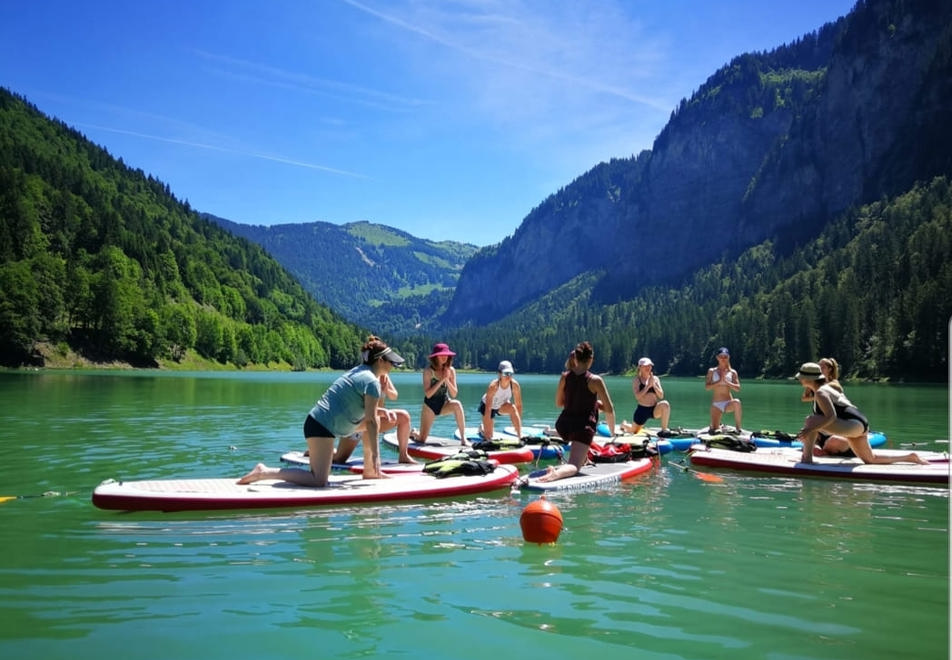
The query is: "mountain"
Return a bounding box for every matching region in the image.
[0,88,365,369]
[443,175,951,380]
[206,216,477,337]
[443,0,952,325]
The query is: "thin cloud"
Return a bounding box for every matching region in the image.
[76,123,369,178]
[194,50,428,112]
[340,0,673,112]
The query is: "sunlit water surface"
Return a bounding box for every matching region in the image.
[0,370,947,660]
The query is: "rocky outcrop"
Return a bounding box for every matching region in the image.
[443,0,952,325]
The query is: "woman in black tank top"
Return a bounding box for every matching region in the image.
[537,342,618,482]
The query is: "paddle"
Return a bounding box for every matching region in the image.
[667,457,724,483]
[0,490,73,504]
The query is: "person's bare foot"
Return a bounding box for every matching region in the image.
[237,463,269,484]
[398,455,419,464]
[535,466,557,483]
[799,454,813,464]
[910,453,929,465]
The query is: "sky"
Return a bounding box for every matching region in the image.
[0,0,857,247]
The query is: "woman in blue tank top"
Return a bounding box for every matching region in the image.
[238,336,407,487]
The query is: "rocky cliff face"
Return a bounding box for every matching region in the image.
[443,0,952,325]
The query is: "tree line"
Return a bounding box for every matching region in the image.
[0,88,364,368]
[437,177,951,382]
[1,85,948,381]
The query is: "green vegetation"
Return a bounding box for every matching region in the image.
[443,177,951,381]
[0,88,364,369]
[346,221,411,247]
[210,216,477,338]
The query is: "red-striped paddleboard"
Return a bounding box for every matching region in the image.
[91,464,520,512]
[688,445,948,485]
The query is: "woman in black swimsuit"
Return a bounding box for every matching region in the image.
[795,362,925,465]
[416,343,467,444]
[538,341,617,482]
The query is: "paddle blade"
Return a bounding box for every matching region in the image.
[0,496,17,503]
[692,471,724,483]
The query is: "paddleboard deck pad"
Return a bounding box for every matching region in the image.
[689,445,948,485]
[280,451,424,474]
[92,464,520,512]
[517,458,655,492]
[386,432,535,464]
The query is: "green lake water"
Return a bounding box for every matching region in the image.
[0,370,947,660]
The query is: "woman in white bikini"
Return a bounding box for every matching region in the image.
[704,347,743,433]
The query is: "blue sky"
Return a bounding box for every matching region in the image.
[0,0,856,247]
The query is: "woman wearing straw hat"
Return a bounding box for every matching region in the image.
[415,342,467,444]
[795,361,925,465]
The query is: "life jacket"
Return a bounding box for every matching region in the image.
[423,451,496,478]
[703,433,757,452]
[520,435,566,447]
[588,438,658,463]
[751,429,796,442]
[658,427,696,439]
[472,436,525,451]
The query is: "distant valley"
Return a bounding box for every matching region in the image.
[207,216,478,338]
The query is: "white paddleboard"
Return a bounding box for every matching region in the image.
[92,464,520,512]
[516,458,655,492]
[688,445,949,485]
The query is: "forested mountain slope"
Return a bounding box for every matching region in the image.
[441,176,951,381]
[0,89,364,368]
[208,215,476,337]
[444,0,952,327]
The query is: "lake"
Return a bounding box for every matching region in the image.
[0,369,947,660]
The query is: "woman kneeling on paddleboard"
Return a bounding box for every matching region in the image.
[239,336,407,487]
[795,362,925,466]
[537,341,617,482]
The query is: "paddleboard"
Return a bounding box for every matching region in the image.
[383,432,534,464]
[516,458,655,492]
[746,430,887,449]
[688,445,949,485]
[667,429,888,451]
[595,423,675,454]
[504,425,552,439]
[605,431,673,455]
[91,464,521,512]
[280,451,424,474]
[455,427,563,460]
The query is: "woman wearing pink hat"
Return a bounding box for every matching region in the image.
[415,343,467,443]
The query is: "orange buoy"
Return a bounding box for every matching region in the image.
[520,495,563,544]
